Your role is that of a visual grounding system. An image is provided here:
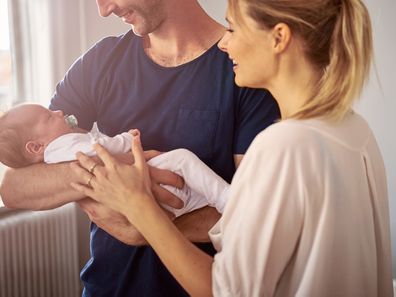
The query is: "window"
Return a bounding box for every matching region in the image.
[0,0,12,110]
[0,0,12,206]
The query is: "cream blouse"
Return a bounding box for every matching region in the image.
[209,113,393,297]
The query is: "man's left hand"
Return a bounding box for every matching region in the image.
[78,197,147,246]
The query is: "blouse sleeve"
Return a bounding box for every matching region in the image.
[211,123,313,296]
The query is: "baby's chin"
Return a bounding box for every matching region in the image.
[47,127,73,144]
[64,126,75,134]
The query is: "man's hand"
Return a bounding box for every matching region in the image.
[144,149,222,242]
[149,166,184,209]
[144,149,185,209]
[118,149,185,210]
[78,197,177,246]
[175,206,221,242]
[78,198,148,245]
[0,162,85,210]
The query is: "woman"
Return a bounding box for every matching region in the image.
[71,0,393,295]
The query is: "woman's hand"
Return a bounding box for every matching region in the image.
[70,131,155,220]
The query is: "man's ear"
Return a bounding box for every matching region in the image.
[272,23,291,53]
[25,141,45,155]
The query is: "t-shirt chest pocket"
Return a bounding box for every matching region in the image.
[175,109,220,160]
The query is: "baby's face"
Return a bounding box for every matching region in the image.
[10,104,73,145]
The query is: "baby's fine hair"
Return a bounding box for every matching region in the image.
[0,111,32,168]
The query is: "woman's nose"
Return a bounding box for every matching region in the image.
[218,32,230,53]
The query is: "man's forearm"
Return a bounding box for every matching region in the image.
[174,206,221,242]
[0,162,84,210]
[89,205,220,247]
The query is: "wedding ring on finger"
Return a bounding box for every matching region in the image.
[87,175,94,187]
[89,163,98,174]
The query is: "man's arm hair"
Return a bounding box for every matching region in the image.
[174,206,221,242]
[0,162,84,210]
[0,145,138,211]
[0,126,91,210]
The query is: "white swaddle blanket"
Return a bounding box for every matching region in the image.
[44,123,229,216]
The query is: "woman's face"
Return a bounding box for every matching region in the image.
[218,4,276,89]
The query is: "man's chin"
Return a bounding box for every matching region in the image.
[131,25,150,37]
[131,26,142,37]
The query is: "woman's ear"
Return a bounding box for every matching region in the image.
[25,141,45,155]
[272,23,291,53]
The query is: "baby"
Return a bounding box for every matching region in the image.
[0,104,228,214]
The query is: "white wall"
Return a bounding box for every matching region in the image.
[46,0,128,88]
[199,0,227,25]
[356,0,396,276]
[79,1,129,51]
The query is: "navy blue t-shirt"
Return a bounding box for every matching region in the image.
[50,30,279,296]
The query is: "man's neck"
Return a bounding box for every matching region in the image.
[142,1,225,67]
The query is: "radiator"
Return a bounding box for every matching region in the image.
[0,204,80,297]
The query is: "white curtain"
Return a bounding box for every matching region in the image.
[8,0,53,105]
[7,0,85,106]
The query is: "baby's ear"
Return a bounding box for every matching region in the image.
[25,141,45,155]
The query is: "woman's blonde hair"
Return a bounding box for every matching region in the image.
[229,0,373,121]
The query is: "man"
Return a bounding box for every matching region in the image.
[0,0,279,296]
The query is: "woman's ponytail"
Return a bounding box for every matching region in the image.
[295,0,373,121]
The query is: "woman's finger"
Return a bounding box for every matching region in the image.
[128,129,140,137]
[76,152,98,172]
[70,182,97,200]
[93,143,118,169]
[131,134,146,171]
[70,162,94,183]
[92,163,106,179]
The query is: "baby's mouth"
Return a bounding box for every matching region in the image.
[64,114,78,128]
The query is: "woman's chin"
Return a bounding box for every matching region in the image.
[234,76,253,89]
[233,73,243,86]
